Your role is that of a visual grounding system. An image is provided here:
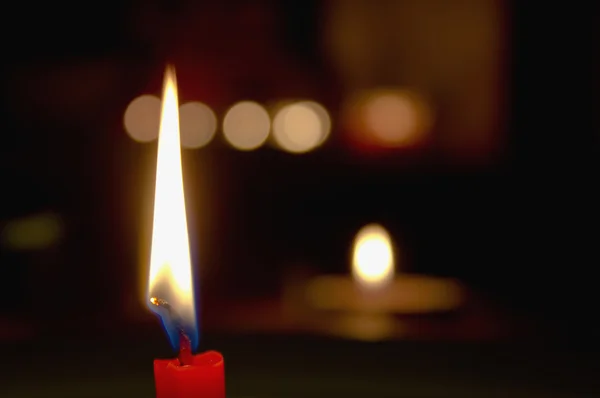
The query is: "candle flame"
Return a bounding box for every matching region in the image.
[147,66,198,351]
[352,224,395,289]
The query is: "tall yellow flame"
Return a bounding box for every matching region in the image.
[147,66,196,329]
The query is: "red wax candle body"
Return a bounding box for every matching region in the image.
[154,350,225,398]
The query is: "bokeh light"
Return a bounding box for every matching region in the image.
[179,102,217,149]
[331,313,397,342]
[272,101,331,153]
[352,223,395,289]
[1,212,63,251]
[123,95,161,143]
[223,101,270,150]
[345,89,432,148]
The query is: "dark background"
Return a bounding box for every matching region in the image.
[0,0,597,396]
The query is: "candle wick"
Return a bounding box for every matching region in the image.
[178,330,193,366]
[150,297,194,366]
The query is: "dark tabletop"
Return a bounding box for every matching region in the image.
[0,328,597,398]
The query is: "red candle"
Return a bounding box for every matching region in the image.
[154,351,225,398]
[146,65,225,398]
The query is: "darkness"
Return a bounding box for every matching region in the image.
[0,1,598,397]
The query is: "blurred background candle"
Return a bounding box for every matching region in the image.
[280,223,468,341]
[305,223,465,315]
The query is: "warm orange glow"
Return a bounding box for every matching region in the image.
[344,89,433,148]
[179,101,217,149]
[223,101,270,150]
[147,66,196,329]
[331,314,396,341]
[352,224,395,289]
[272,101,331,153]
[1,212,63,251]
[124,95,161,143]
[306,274,464,314]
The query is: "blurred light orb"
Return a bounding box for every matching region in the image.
[223,101,270,150]
[179,102,217,149]
[1,213,63,251]
[346,89,432,148]
[272,101,331,153]
[124,95,161,143]
[352,223,395,289]
[334,314,397,342]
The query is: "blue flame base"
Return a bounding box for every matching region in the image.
[149,302,199,353]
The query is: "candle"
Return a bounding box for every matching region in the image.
[284,223,466,341]
[154,351,224,398]
[305,223,465,313]
[147,65,225,398]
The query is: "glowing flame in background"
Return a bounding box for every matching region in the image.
[343,89,433,149]
[147,66,198,351]
[352,224,395,289]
